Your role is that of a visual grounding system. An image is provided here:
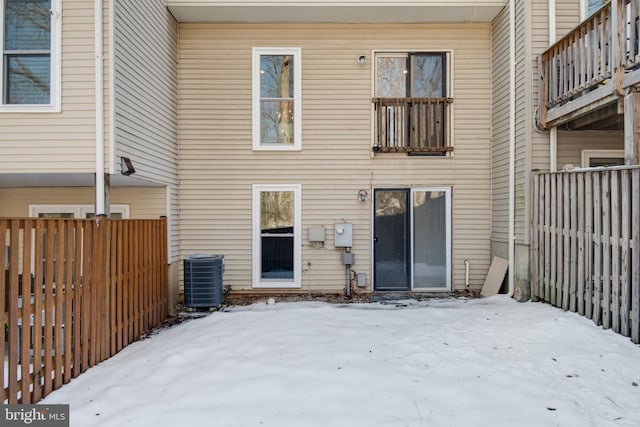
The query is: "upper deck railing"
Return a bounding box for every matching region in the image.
[539,0,640,128]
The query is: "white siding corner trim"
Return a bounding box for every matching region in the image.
[252,47,302,151]
[252,184,302,288]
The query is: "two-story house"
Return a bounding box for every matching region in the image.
[2,0,632,304]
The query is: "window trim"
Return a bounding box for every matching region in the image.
[252,184,302,288]
[580,149,625,168]
[372,50,454,156]
[0,0,61,112]
[29,204,131,219]
[252,47,302,151]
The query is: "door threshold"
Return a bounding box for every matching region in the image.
[369,291,453,303]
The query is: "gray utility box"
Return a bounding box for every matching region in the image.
[334,223,353,247]
[184,254,224,308]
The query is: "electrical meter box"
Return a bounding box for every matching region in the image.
[334,223,353,248]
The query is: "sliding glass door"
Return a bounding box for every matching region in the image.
[373,188,451,291]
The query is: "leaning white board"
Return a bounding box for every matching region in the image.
[480,256,509,297]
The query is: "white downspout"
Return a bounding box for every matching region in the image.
[507,0,516,297]
[95,0,105,215]
[549,0,558,172]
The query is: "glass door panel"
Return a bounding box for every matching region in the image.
[373,189,410,290]
[413,190,448,289]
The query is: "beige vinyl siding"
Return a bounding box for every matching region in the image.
[491,6,510,244]
[556,130,624,167]
[0,187,166,218]
[0,0,105,174]
[530,0,582,174]
[179,23,493,292]
[112,0,179,259]
[555,0,581,38]
[530,0,552,173]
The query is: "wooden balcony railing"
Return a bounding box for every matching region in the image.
[373,97,453,154]
[539,0,640,128]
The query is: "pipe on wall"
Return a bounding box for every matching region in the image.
[549,0,558,173]
[507,0,516,297]
[95,0,105,215]
[464,260,470,287]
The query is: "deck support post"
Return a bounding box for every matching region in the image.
[624,92,640,165]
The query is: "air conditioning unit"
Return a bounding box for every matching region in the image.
[183,254,224,308]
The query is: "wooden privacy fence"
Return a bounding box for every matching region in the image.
[1,218,168,404]
[531,167,640,343]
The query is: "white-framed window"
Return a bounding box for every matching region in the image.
[252,47,302,151]
[252,184,302,288]
[29,204,131,219]
[0,0,60,112]
[580,149,625,167]
[373,51,453,155]
[583,0,608,19]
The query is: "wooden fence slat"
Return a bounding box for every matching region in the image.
[32,221,44,402]
[162,219,167,317]
[134,221,140,340]
[585,172,594,318]
[0,220,6,403]
[43,220,55,397]
[577,172,586,315]
[551,173,557,305]
[54,220,65,390]
[123,221,130,346]
[602,172,611,329]
[556,174,564,306]
[8,220,20,404]
[116,221,123,353]
[610,170,620,333]
[142,221,148,333]
[593,172,602,325]
[72,221,83,378]
[100,219,109,362]
[90,221,99,367]
[570,173,578,312]
[110,221,117,357]
[631,169,640,343]
[151,222,158,325]
[563,173,571,310]
[21,220,33,403]
[81,222,92,374]
[536,175,544,298]
[544,174,551,301]
[63,221,74,384]
[620,170,630,337]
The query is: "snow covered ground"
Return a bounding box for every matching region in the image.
[41,296,640,427]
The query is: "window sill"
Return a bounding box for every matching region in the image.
[0,104,60,113]
[252,281,301,289]
[253,145,302,152]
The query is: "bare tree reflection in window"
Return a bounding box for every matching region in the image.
[4,0,51,104]
[260,55,294,144]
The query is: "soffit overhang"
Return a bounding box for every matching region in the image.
[166,1,507,23]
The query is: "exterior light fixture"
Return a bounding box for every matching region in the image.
[358,189,369,202]
[357,55,367,65]
[120,156,136,176]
